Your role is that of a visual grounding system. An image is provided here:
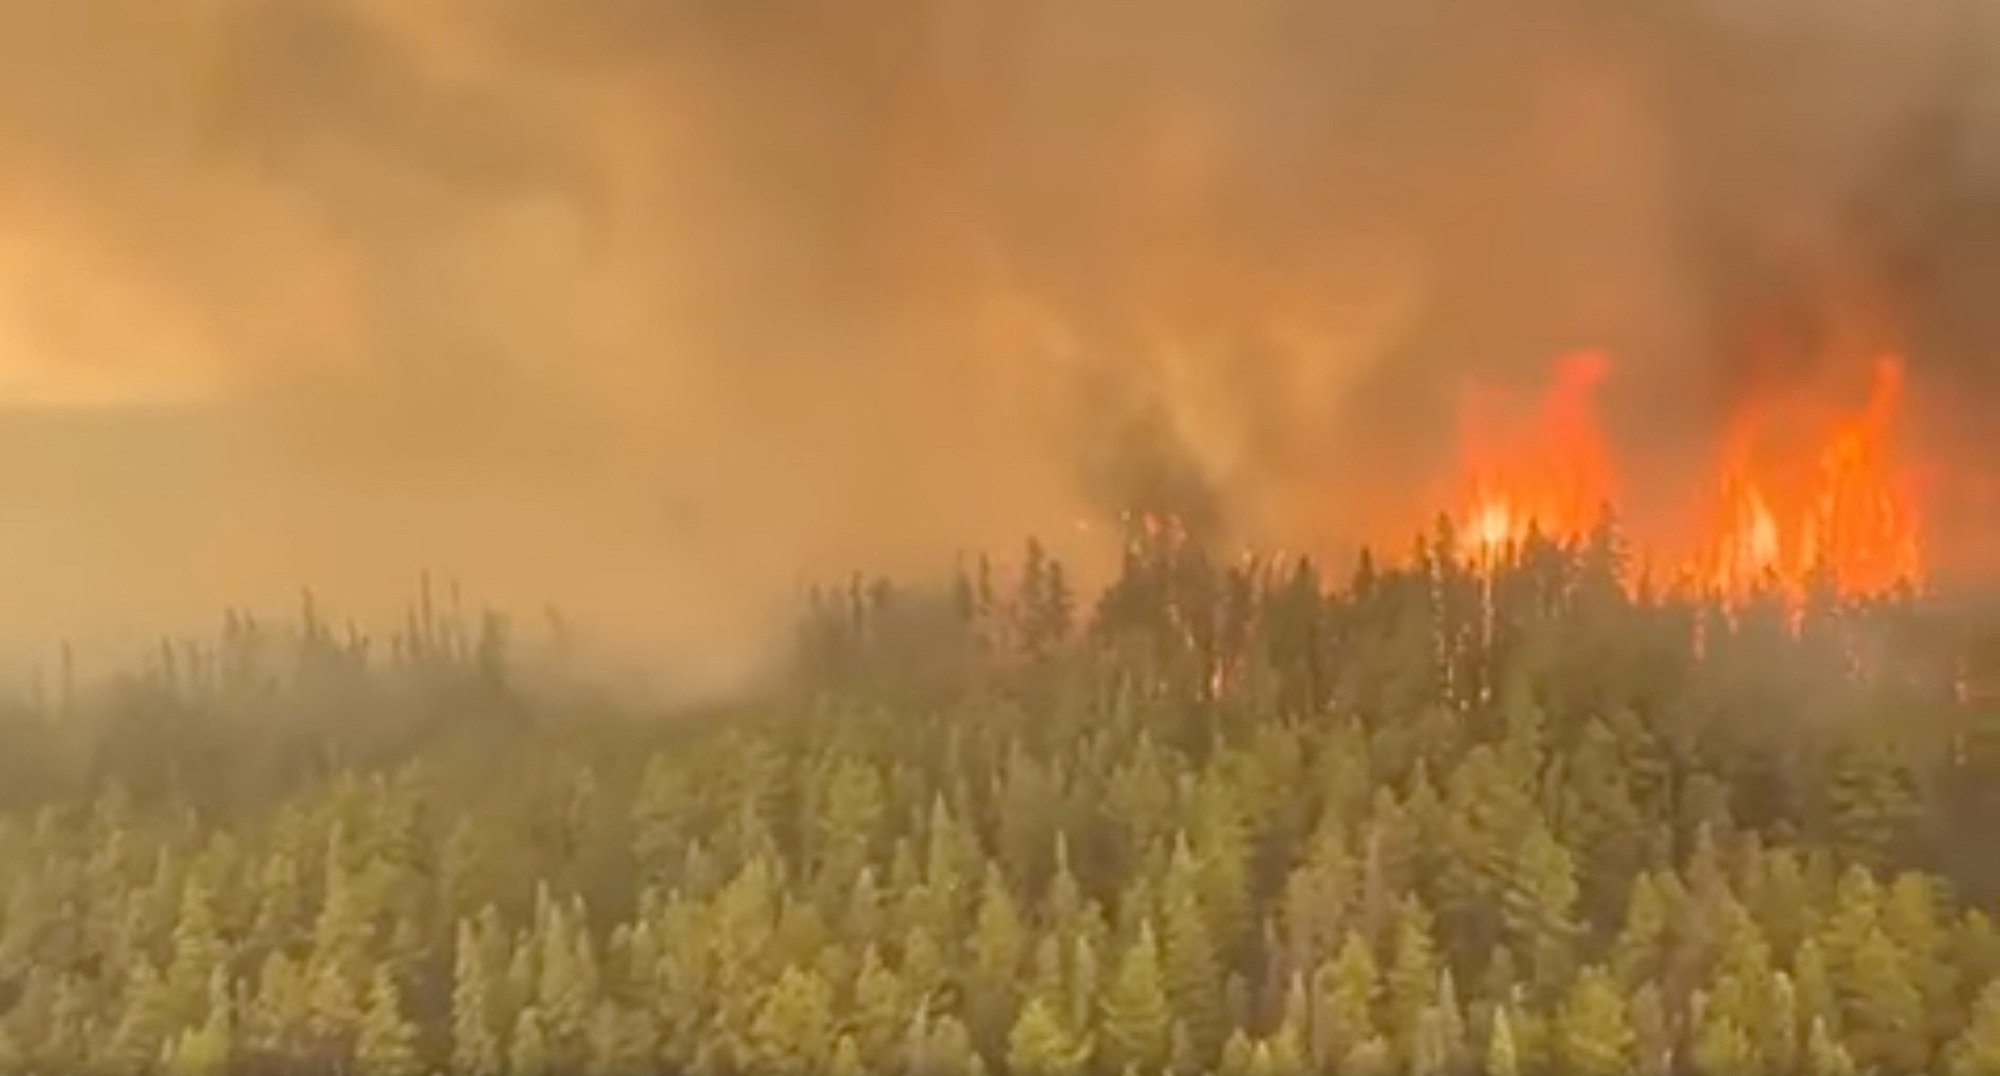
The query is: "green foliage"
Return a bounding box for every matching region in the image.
[1556,966,1633,1076]
[0,535,1987,1074]
[355,967,423,1076]
[1007,994,1088,1076]
[1099,920,1172,1074]
[1950,980,2000,1076]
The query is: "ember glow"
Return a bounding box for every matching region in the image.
[1439,351,1925,605]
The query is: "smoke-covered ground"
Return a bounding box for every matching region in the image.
[0,0,1996,691]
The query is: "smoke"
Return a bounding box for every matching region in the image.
[0,0,1994,687]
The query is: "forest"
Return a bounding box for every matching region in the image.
[1,519,1999,1076]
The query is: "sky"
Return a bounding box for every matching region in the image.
[0,0,1996,689]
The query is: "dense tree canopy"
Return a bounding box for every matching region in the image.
[0,523,1993,1074]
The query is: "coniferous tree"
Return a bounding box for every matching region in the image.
[1502,823,1579,999]
[1099,921,1171,1075]
[1843,926,1927,1072]
[1950,980,2000,1076]
[508,1006,551,1076]
[452,918,504,1075]
[108,960,174,1075]
[747,965,836,1076]
[1555,966,1632,1076]
[1485,1005,1520,1076]
[1161,834,1224,1060]
[1311,931,1378,1068]
[355,967,423,1076]
[1804,1015,1859,1076]
[1007,994,1087,1076]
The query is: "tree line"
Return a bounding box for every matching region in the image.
[1,520,1999,1074]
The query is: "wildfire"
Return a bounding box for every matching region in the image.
[1451,349,1615,563]
[1698,357,1921,601]
[1442,350,1924,606]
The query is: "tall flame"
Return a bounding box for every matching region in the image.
[1453,349,1614,562]
[1431,350,1923,607]
[1696,356,1920,602]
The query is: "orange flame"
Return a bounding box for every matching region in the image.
[1452,349,1614,562]
[1435,350,1923,608]
[1694,356,1920,603]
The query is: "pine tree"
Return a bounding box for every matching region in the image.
[1407,1005,1452,1076]
[1885,871,1962,1041]
[1821,864,1882,990]
[1690,1005,1755,1076]
[817,756,887,890]
[1340,1034,1395,1076]
[356,967,423,1076]
[846,865,886,947]
[585,1000,658,1076]
[912,1013,981,1076]
[1950,980,2000,1076]
[1007,995,1086,1076]
[453,918,504,1074]
[536,898,599,1066]
[1485,1005,1520,1076]
[108,959,174,1075]
[1803,1015,1858,1076]
[1763,970,1801,1073]
[1556,966,1633,1076]
[1502,823,1579,998]
[747,965,836,1076]
[312,826,372,989]
[1311,932,1378,1068]
[828,1033,868,1076]
[1843,926,1927,1073]
[163,1002,232,1076]
[969,861,1026,1055]
[1793,937,1838,1037]
[850,943,906,1065]
[1385,899,1440,1061]
[1098,920,1171,1075]
[1219,1029,1256,1076]
[1609,872,1669,988]
[1830,734,1920,870]
[1069,932,1102,1041]
[1161,834,1224,1059]
[169,874,226,1025]
[1167,1019,1200,1076]
[508,1006,551,1076]
[307,954,362,1058]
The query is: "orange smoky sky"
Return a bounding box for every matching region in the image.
[0,0,1995,689]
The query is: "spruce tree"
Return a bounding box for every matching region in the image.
[1098,920,1171,1075]
[969,861,1027,1054]
[1843,926,1927,1073]
[1803,1015,1858,1076]
[508,1006,551,1076]
[1689,1006,1755,1076]
[1502,823,1579,998]
[452,919,503,1075]
[1007,994,1086,1076]
[1555,966,1633,1076]
[356,967,423,1076]
[1949,980,2000,1076]
[1485,1005,1520,1076]
[108,959,174,1075]
[1311,932,1378,1068]
[828,1033,868,1076]
[1161,834,1224,1059]
[747,965,836,1076]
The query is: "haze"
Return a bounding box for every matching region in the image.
[0,0,1995,689]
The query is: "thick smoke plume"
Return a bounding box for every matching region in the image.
[0,0,1995,687]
